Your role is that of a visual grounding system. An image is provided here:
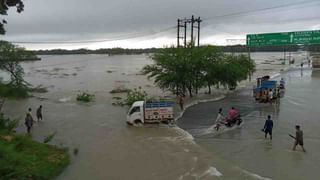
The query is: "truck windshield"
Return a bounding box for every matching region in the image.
[129,106,140,115]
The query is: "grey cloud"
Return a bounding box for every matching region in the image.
[1,0,319,47]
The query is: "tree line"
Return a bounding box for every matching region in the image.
[32,45,320,56]
[35,48,159,55]
[142,45,255,97]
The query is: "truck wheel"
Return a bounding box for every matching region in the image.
[134,119,143,126]
[161,120,169,125]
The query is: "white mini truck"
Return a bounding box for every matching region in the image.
[126,101,175,125]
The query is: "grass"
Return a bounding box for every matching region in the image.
[0,130,70,179]
[112,87,149,106]
[0,83,49,99]
[76,92,95,102]
[0,83,29,99]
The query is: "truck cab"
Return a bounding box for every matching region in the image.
[126,101,145,125]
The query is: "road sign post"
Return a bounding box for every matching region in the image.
[247,30,320,47]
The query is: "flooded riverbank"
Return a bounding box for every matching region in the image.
[1,52,313,179]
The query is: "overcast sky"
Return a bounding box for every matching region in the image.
[1,0,320,50]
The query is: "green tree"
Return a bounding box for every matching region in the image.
[143,45,255,97]
[216,54,255,89]
[0,40,27,87]
[0,0,24,34]
[143,46,191,96]
[197,46,224,94]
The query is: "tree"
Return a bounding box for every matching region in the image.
[197,46,224,94]
[0,40,27,87]
[0,0,24,34]
[143,45,255,97]
[143,46,191,95]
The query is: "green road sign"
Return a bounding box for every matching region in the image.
[247,30,320,47]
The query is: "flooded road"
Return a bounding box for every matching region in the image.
[1,52,316,179]
[178,67,320,180]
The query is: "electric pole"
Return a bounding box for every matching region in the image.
[177,19,180,48]
[191,15,194,45]
[197,17,201,47]
[177,15,201,48]
[177,18,187,48]
[184,19,187,47]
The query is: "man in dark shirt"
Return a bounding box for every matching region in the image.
[36,105,43,121]
[293,125,306,152]
[25,108,34,134]
[263,115,273,140]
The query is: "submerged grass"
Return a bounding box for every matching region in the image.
[0,83,29,99]
[76,92,95,102]
[0,130,70,179]
[0,83,48,99]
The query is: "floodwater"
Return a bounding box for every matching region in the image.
[1,52,317,179]
[178,66,320,179]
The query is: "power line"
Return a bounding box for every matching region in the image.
[203,0,319,21]
[202,14,320,36]
[10,26,176,44]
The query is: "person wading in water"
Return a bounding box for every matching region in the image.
[263,115,273,140]
[36,105,43,121]
[25,108,34,134]
[292,125,306,152]
[214,108,226,131]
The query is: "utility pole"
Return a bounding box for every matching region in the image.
[177,16,201,48]
[177,18,187,48]
[177,19,180,48]
[197,17,201,47]
[191,15,194,45]
[184,19,187,47]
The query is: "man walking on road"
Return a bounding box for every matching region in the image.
[177,93,185,111]
[292,125,306,152]
[263,115,273,140]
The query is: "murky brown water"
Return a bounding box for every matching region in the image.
[2,52,315,179]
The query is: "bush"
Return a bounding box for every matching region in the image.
[76,92,95,102]
[112,87,149,106]
[0,113,19,132]
[0,83,29,98]
[124,87,148,106]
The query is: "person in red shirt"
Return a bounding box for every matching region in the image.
[228,107,237,121]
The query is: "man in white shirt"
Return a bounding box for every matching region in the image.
[268,89,273,102]
[214,108,225,131]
